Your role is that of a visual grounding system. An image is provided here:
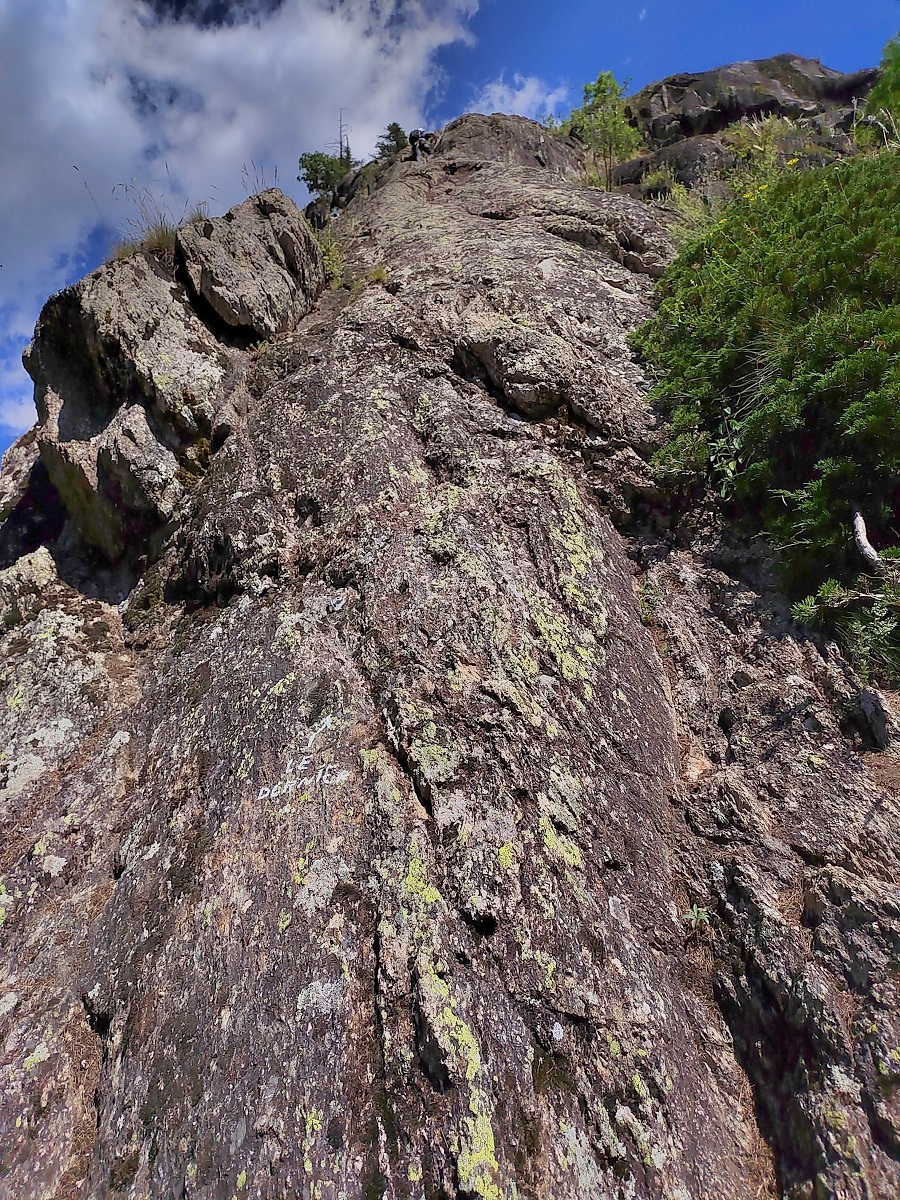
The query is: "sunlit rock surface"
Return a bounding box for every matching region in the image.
[1,113,897,1200]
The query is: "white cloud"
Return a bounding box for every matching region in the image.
[0,0,480,443]
[639,6,648,20]
[470,72,570,121]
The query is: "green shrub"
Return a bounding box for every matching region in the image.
[721,114,811,173]
[642,165,678,194]
[631,149,900,677]
[657,180,727,243]
[866,34,900,121]
[315,226,345,287]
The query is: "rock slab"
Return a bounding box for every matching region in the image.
[0,113,897,1200]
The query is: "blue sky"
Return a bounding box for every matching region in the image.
[1,0,896,458]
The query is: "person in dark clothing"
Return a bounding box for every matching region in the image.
[409,129,433,163]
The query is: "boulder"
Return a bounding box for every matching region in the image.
[303,194,332,230]
[177,188,325,339]
[615,134,739,188]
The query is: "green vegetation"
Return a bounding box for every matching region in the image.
[297,149,352,197]
[375,122,408,158]
[631,147,900,679]
[107,177,214,268]
[652,115,817,246]
[108,178,212,269]
[683,905,710,932]
[641,165,678,195]
[112,220,177,266]
[865,33,900,125]
[566,71,642,190]
[315,225,345,287]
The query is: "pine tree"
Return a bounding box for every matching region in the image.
[375,123,408,158]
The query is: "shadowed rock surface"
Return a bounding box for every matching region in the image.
[1,112,898,1200]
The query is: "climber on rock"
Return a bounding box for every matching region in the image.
[409,129,433,163]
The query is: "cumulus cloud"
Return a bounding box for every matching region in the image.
[470,72,570,121]
[0,0,479,443]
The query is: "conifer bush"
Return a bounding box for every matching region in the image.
[631,149,900,678]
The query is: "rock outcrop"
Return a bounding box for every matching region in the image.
[20,190,323,571]
[1,112,898,1200]
[616,54,878,191]
[627,54,879,146]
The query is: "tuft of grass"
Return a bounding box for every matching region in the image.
[367,263,390,285]
[241,159,279,197]
[110,217,178,269]
[106,168,218,271]
[185,200,211,225]
[641,164,679,195]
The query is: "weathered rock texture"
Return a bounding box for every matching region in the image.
[616,54,878,191]
[1,112,898,1200]
[626,54,879,146]
[21,191,323,569]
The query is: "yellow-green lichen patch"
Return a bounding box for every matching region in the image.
[268,672,296,698]
[538,815,582,869]
[496,843,515,871]
[23,1040,50,1071]
[523,588,598,685]
[525,456,607,626]
[292,842,314,888]
[410,722,460,787]
[416,945,483,1086]
[405,854,441,906]
[457,1091,504,1200]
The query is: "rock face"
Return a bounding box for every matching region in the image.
[19,190,323,572]
[615,55,878,191]
[1,114,898,1200]
[433,114,586,175]
[627,54,879,146]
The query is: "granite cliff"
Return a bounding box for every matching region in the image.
[0,93,898,1200]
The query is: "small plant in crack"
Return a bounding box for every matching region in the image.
[683,903,711,934]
